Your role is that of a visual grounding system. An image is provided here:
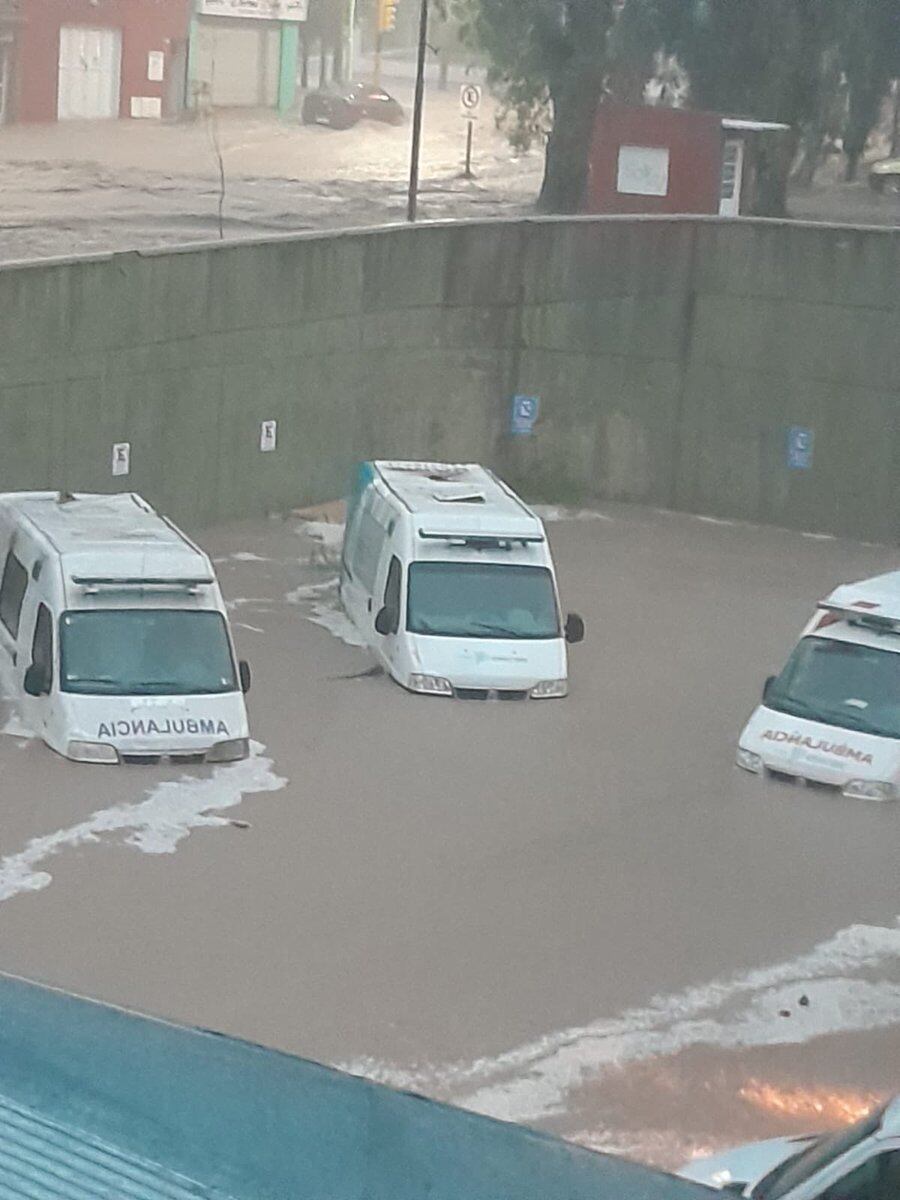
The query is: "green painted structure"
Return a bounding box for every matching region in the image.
[0,217,896,542]
[277,22,300,116]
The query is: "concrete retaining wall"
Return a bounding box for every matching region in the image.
[0,973,708,1200]
[0,217,896,541]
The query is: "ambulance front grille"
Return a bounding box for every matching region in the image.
[121,752,207,766]
[454,688,529,701]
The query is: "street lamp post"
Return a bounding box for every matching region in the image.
[407,0,429,222]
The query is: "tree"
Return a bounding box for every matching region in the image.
[456,0,617,212]
[461,0,900,215]
[839,0,900,180]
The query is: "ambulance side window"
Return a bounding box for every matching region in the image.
[0,552,28,638]
[354,508,388,594]
[384,556,402,616]
[31,604,53,688]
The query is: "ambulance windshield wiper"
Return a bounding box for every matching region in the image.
[471,621,527,638]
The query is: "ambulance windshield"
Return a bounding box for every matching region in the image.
[60,610,237,696]
[407,563,559,639]
[766,635,900,740]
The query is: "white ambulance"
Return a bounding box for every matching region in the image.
[0,492,251,764]
[339,461,584,699]
[737,570,900,800]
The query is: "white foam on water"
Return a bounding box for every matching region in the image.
[308,602,367,649]
[285,579,338,605]
[0,743,286,903]
[295,520,345,566]
[225,598,273,611]
[801,531,837,542]
[533,506,614,523]
[234,623,265,634]
[694,515,736,527]
[231,551,271,562]
[0,657,32,741]
[1,709,34,741]
[342,921,900,1124]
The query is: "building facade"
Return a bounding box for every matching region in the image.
[15,0,191,123]
[189,0,307,115]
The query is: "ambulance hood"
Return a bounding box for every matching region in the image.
[740,705,900,786]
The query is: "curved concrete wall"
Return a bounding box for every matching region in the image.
[0,217,896,541]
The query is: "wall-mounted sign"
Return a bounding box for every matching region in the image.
[510,395,540,437]
[112,443,131,477]
[616,145,670,197]
[198,0,310,20]
[147,51,165,82]
[787,426,814,471]
[260,420,278,452]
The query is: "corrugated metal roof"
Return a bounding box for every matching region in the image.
[0,1093,232,1200]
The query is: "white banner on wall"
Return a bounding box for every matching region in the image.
[198,0,310,20]
[616,145,670,197]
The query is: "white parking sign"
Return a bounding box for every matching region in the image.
[460,83,482,120]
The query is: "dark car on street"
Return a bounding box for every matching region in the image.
[301,83,405,131]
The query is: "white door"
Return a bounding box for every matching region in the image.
[194,20,278,108]
[58,26,122,120]
[719,138,745,216]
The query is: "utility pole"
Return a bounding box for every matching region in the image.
[407,0,428,222]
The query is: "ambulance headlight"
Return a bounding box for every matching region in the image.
[409,674,453,696]
[530,679,568,699]
[736,747,764,774]
[206,738,250,763]
[67,740,119,765]
[843,779,898,802]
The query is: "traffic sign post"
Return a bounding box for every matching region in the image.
[459,84,482,180]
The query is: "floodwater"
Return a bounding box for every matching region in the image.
[0,503,897,1167]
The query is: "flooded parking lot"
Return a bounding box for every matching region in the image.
[0,502,897,1166]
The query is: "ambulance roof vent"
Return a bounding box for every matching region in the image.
[433,489,486,504]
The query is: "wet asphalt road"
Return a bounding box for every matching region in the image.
[0,503,897,1165]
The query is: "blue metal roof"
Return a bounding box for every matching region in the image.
[0,1093,231,1200]
[0,971,714,1200]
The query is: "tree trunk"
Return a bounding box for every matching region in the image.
[844,150,860,182]
[891,81,900,157]
[439,55,449,92]
[319,39,328,88]
[750,129,798,217]
[301,36,309,90]
[537,76,602,214]
[536,0,612,214]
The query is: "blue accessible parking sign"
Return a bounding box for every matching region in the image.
[510,395,540,436]
[787,426,814,470]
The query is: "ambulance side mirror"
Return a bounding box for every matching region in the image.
[375,606,398,637]
[24,663,50,697]
[763,675,776,702]
[565,613,585,645]
[239,661,252,695]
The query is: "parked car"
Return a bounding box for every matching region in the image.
[301,84,404,130]
[680,1095,900,1198]
[868,157,900,193]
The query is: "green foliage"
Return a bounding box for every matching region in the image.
[459,0,900,211]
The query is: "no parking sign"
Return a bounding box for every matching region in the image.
[510,395,540,436]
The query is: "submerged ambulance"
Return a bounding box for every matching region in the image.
[737,570,900,800]
[0,492,251,764]
[339,461,584,698]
